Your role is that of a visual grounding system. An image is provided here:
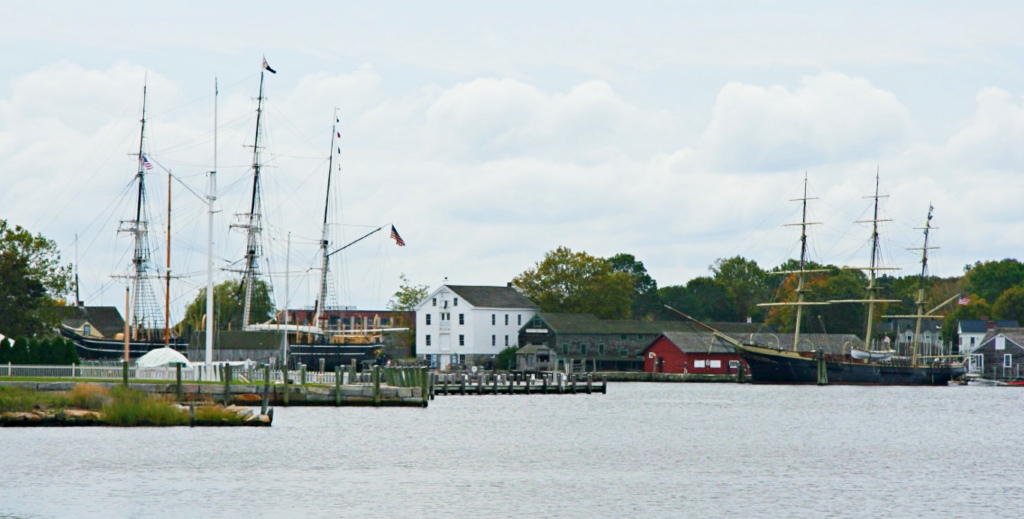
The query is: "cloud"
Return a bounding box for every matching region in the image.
[695,72,914,172]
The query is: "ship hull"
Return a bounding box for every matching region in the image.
[60,327,185,361]
[287,343,381,371]
[737,344,964,385]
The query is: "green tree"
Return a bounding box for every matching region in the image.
[495,346,518,370]
[0,220,72,338]
[387,274,430,311]
[607,253,660,320]
[179,279,275,331]
[964,259,1024,304]
[711,256,770,322]
[513,246,633,319]
[659,277,738,322]
[993,286,1024,322]
[387,274,429,357]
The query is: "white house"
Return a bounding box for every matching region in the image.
[415,284,539,369]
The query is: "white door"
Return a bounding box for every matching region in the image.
[440,334,451,352]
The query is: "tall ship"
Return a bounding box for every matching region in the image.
[60,83,183,360]
[697,174,964,385]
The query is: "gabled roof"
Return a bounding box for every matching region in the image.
[979,328,1024,350]
[60,306,125,337]
[446,285,539,310]
[657,332,740,354]
[959,320,1019,333]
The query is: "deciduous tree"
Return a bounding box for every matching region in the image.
[711,256,769,322]
[0,220,72,338]
[513,246,633,319]
[607,253,660,320]
[180,279,275,331]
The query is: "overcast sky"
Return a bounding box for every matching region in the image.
[2,1,1023,322]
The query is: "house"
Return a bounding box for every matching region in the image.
[415,284,539,370]
[958,320,1019,354]
[967,328,1024,380]
[643,332,748,374]
[516,344,557,371]
[60,306,126,340]
[517,313,766,372]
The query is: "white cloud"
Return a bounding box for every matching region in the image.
[696,73,914,172]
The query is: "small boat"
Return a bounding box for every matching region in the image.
[850,348,895,361]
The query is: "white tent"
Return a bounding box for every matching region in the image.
[136,347,191,368]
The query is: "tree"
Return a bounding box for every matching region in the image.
[659,277,738,322]
[495,346,518,370]
[764,263,867,337]
[993,286,1024,322]
[387,274,429,357]
[179,279,275,332]
[711,256,770,322]
[964,259,1024,304]
[513,246,633,319]
[607,253,660,320]
[940,296,991,351]
[387,274,430,311]
[0,220,72,338]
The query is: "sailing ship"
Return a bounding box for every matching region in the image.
[60,84,184,360]
[679,174,964,385]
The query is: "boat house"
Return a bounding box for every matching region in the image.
[968,328,1024,380]
[643,332,748,374]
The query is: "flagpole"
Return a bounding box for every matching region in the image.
[205,77,218,366]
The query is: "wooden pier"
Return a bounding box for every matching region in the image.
[430,372,607,397]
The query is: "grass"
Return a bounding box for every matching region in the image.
[1,384,252,426]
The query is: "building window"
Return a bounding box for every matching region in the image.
[694,360,706,369]
[454,297,459,306]
[620,334,628,340]
[425,314,432,325]
[492,314,496,325]
[619,349,629,357]
[459,354,466,365]
[518,314,522,326]
[426,335,432,346]
[562,343,569,355]
[636,334,644,340]
[580,344,588,355]
[492,335,496,346]
[459,335,465,346]
[504,314,509,325]
[533,317,544,327]
[83,324,92,336]
[709,360,722,369]
[1004,354,1013,368]
[505,335,509,346]
[459,314,465,325]
[598,343,606,355]
[432,298,437,307]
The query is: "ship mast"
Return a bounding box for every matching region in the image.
[909,206,935,365]
[117,82,160,340]
[313,111,339,332]
[758,174,828,350]
[862,171,888,350]
[235,63,271,329]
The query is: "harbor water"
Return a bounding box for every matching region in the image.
[1,383,1021,518]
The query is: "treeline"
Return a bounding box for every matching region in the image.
[0,337,80,365]
[512,247,1024,341]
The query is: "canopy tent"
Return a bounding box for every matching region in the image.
[136,347,191,368]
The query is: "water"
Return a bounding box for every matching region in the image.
[1,383,1021,518]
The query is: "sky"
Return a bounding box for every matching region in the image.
[2,1,1024,324]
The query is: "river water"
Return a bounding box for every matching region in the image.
[1,383,1021,518]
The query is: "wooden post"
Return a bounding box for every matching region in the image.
[189,403,195,427]
[223,363,232,405]
[421,367,429,406]
[477,373,484,394]
[122,360,129,387]
[300,364,307,386]
[586,373,592,394]
[175,363,183,402]
[542,375,548,394]
[508,374,514,395]
[737,360,746,383]
[262,364,270,415]
[283,365,290,406]
[525,374,531,394]
[335,365,342,406]
[571,374,577,394]
[816,350,828,386]
[460,376,466,395]
[492,373,498,394]
[373,366,381,406]
[319,357,326,373]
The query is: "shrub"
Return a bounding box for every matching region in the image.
[101,387,186,426]
[67,383,110,410]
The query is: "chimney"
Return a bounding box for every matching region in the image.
[507,282,513,288]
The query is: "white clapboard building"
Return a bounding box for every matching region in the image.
[415,284,539,369]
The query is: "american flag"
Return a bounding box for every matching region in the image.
[958,296,971,306]
[141,156,153,170]
[390,225,405,247]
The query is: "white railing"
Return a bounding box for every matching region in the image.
[0,363,371,386]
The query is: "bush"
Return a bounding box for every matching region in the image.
[68,383,110,410]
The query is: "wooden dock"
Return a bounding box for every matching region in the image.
[431,372,607,397]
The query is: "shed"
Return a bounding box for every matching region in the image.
[643,332,747,374]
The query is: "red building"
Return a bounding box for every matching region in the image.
[642,331,748,375]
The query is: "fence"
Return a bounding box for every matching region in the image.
[0,363,429,387]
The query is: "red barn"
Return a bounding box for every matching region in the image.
[642,332,748,375]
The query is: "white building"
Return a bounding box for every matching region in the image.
[415,284,539,369]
